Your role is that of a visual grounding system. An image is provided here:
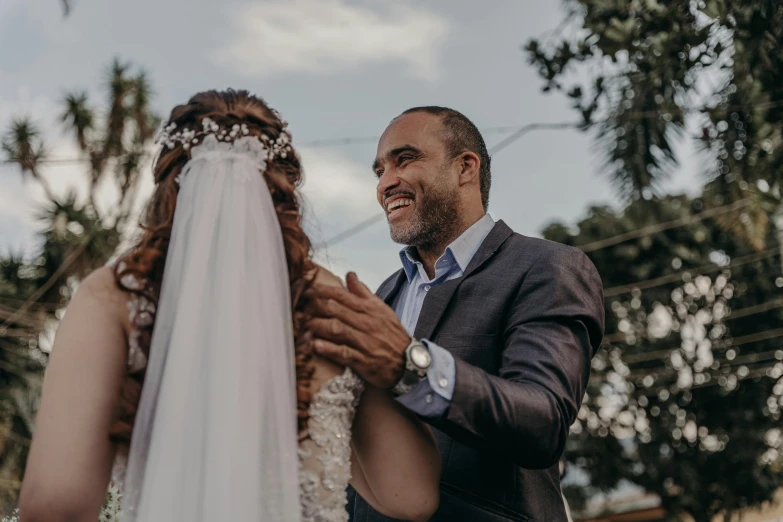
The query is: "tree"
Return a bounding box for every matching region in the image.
[526,1,783,252]
[543,195,783,522]
[527,3,783,519]
[0,59,158,512]
[1,120,54,201]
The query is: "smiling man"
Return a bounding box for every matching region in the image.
[307,106,605,521]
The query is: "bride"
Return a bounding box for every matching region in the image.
[17,90,441,521]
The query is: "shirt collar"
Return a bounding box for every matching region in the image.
[398,213,496,281]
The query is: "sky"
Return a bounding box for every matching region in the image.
[0,0,705,290]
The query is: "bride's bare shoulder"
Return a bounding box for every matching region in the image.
[79,266,128,309]
[312,265,343,288]
[74,266,134,331]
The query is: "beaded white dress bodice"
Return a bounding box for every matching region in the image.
[298,368,364,522]
[111,280,365,522]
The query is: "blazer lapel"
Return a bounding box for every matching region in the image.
[376,269,407,306]
[462,220,513,278]
[414,220,514,340]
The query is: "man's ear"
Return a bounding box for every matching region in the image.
[457,151,481,186]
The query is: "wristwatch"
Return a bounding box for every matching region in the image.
[392,338,432,396]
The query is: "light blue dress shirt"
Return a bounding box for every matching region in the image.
[394,213,496,418]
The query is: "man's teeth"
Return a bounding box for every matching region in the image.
[388,198,413,212]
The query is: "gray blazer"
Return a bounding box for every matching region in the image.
[347,220,604,522]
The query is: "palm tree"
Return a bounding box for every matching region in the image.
[0,252,47,512]
[0,58,159,511]
[1,119,56,202]
[61,59,158,221]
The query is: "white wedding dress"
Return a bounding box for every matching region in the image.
[110,277,365,522]
[105,132,366,521]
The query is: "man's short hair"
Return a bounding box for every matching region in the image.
[400,106,491,210]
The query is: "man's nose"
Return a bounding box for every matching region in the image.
[376,168,400,198]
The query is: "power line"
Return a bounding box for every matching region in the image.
[0,239,90,330]
[298,124,532,149]
[590,328,783,387]
[485,121,579,154]
[321,120,579,247]
[15,123,569,167]
[727,297,783,320]
[0,360,38,384]
[15,98,783,168]
[611,327,783,366]
[603,297,783,345]
[618,347,783,383]
[639,364,781,396]
[0,297,61,312]
[318,214,387,248]
[11,119,579,248]
[317,98,783,247]
[603,245,781,298]
[0,305,44,330]
[0,477,22,490]
[577,199,751,253]
[617,358,783,394]
[0,427,30,449]
[3,109,781,315]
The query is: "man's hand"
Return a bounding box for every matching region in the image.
[305,272,410,389]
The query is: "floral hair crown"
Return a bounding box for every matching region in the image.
[155,117,293,162]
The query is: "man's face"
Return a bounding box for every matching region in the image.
[373,112,461,247]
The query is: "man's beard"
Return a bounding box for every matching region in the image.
[389,170,461,249]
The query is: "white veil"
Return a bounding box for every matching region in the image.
[121,134,302,521]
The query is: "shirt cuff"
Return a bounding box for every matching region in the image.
[394,340,455,418]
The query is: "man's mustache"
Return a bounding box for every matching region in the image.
[383,189,416,205]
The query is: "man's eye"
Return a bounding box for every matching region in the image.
[375,170,384,178]
[399,155,412,164]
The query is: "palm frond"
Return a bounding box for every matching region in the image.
[104,59,131,155]
[61,92,94,151]
[131,71,156,143]
[1,118,47,177]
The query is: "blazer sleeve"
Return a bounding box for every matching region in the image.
[429,246,604,469]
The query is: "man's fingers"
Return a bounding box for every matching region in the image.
[307,317,365,349]
[312,339,363,367]
[305,296,366,331]
[345,272,374,299]
[305,283,365,312]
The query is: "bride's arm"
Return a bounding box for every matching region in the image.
[311,268,440,521]
[349,387,441,521]
[18,267,128,522]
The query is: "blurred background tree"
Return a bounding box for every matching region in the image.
[528,2,783,520]
[0,58,158,511]
[547,197,783,521]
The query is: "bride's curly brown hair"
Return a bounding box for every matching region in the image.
[109,90,316,447]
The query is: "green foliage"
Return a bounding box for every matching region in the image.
[0,59,158,512]
[527,1,783,249]
[545,195,783,521]
[529,4,783,517]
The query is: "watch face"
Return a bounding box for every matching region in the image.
[410,344,431,368]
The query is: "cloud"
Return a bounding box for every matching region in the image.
[212,0,449,82]
[297,146,378,213]
[294,146,400,290]
[297,145,380,239]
